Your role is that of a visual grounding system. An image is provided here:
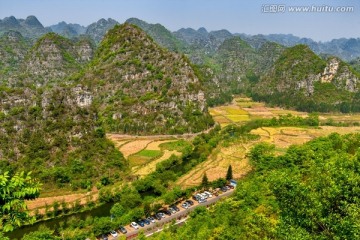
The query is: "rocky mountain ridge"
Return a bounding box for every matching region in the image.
[0,15,49,39]
[252,45,360,112]
[1,16,359,61]
[49,21,87,38]
[77,23,213,134]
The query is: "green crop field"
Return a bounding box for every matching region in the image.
[128,149,163,167]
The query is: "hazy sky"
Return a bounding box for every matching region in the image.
[0,0,359,41]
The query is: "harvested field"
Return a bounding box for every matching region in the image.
[213,115,231,124]
[178,125,360,188]
[250,126,360,151]
[222,106,249,115]
[26,190,98,214]
[108,136,188,176]
[119,140,154,158]
[177,141,252,188]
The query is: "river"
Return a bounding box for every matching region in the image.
[5,202,114,240]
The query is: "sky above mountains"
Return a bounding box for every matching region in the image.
[0,0,359,41]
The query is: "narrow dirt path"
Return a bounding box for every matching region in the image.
[133,150,181,177]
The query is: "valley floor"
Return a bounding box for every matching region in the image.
[25,97,360,216]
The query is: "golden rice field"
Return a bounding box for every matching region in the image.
[107,135,185,176]
[177,125,360,188]
[210,97,360,127]
[107,97,360,188]
[176,140,252,188]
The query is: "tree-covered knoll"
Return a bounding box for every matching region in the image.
[0,86,127,191]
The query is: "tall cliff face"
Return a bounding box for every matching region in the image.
[78,23,213,134]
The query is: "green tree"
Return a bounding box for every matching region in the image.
[92,217,113,236]
[22,226,58,240]
[0,171,41,232]
[202,173,209,189]
[226,165,233,180]
[110,203,126,218]
[0,232,9,240]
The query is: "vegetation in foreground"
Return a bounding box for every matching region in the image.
[150,133,360,239]
[9,125,359,240]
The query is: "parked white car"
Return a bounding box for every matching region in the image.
[131,222,139,229]
[200,193,208,199]
[204,191,213,198]
[110,230,118,237]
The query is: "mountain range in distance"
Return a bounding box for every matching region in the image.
[0,15,360,61]
[0,14,359,186]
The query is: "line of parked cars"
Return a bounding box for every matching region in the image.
[98,225,127,240]
[192,190,213,203]
[99,186,235,239]
[220,185,234,192]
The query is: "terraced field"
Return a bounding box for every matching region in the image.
[177,125,360,188]
[106,97,360,188]
[209,97,308,127]
[107,135,191,178]
[251,126,360,153]
[176,140,252,188]
[210,97,360,126]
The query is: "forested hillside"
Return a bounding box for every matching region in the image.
[77,23,213,134]
[0,23,214,191]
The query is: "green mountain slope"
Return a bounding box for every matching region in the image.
[252,45,360,112]
[77,23,213,134]
[85,18,118,44]
[201,37,285,106]
[20,32,94,85]
[0,31,31,84]
[125,18,186,52]
[0,85,126,189]
[0,15,49,39]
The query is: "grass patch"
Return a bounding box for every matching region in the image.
[128,150,163,167]
[136,150,162,158]
[226,114,250,122]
